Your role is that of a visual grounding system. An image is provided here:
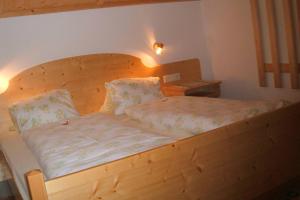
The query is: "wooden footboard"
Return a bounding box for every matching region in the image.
[25,102,300,200]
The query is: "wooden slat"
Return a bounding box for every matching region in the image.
[0,0,199,19]
[25,170,48,200]
[283,0,299,89]
[298,0,300,41]
[264,63,300,73]
[266,0,282,88]
[250,0,267,87]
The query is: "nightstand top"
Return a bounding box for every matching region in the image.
[162,80,222,97]
[164,80,222,89]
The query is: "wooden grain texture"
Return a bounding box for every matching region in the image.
[265,63,300,73]
[0,0,199,19]
[2,53,300,200]
[4,54,201,114]
[0,54,201,139]
[266,0,282,88]
[23,101,300,200]
[250,0,300,89]
[298,0,300,41]
[250,0,267,87]
[283,0,299,89]
[25,170,48,200]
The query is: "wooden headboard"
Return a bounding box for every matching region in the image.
[0,53,201,138]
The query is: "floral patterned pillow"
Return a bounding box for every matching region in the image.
[9,89,80,133]
[100,77,164,115]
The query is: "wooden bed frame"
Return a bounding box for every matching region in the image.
[0,54,299,200]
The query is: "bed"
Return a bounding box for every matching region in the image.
[0,53,299,200]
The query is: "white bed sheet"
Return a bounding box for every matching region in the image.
[23,113,175,180]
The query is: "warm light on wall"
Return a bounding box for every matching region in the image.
[0,76,9,94]
[153,42,164,55]
[139,54,158,68]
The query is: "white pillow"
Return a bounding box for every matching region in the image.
[9,89,79,133]
[100,77,164,115]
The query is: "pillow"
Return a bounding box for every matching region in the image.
[100,88,115,113]
[9,89,79,133]
[100,77,164,115]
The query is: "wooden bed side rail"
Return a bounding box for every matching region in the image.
[26,102,300,200]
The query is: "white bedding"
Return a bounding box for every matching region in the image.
[125,96,286,135]
[22,113,174,180]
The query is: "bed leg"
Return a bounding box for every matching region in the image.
[25,169,48,200]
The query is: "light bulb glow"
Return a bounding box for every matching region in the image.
[140,55,158,68]
[155,47,163,55]
[153,42,164,55]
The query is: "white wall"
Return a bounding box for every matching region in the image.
[200,0,300,102]
[1,0,299,102]
[0,1,212,82]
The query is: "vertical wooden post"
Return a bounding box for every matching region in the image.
[25,169,48,200]
[266,0,282,88]
[283,0,299,89]
[250,0,267,87]
[298,0,300,38]
[0,1,3,14]
[296,0,300,77]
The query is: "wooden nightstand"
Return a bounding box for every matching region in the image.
[162,80,222,97]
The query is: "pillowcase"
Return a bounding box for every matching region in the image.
[100,77,164,115]
[9,89,79,133]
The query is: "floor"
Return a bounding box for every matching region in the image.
[0,198,14,200]
[254,178,300,200]
[0,181,14,200]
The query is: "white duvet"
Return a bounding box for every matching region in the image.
[125,96,287,135]
[22,113,174,180]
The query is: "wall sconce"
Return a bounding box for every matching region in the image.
[0,76,9,94]
[153,42,164,55]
